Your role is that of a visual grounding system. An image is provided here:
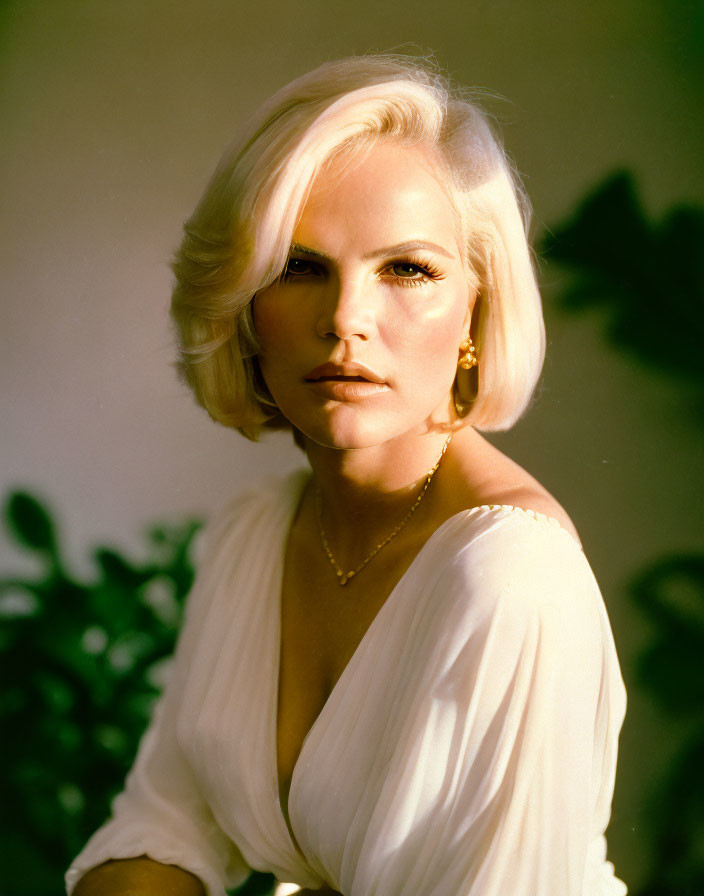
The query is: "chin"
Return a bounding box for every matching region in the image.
[301,423,386,452]
[291,406,405,451]
[299,403,449,453]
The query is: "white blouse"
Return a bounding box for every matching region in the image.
[65,468,628,896]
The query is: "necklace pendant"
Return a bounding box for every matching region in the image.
[339,571,353,586]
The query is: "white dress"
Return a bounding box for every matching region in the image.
[65,469,628,896]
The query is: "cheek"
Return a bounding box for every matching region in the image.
[388,297,464,365]
[252,294,291,352]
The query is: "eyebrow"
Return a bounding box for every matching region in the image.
[289,240,456,261]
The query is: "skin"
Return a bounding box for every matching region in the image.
[252,140,579,895]
[72,856,206,895]
[73,140,578,896]
[252,140,578,549]
[254,140,475,521]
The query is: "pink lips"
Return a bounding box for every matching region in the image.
[304,361,388,400]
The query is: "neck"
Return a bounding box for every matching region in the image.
[305,430,454,545]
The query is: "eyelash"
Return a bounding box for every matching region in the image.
[281,256,443,288]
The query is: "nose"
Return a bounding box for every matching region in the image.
[315,272,375,342]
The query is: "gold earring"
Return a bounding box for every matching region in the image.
[458,337,478,370]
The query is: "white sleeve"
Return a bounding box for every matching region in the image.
[427,517,628,896]
[65,501,252,896]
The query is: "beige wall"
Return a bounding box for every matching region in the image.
[2,0,703,886]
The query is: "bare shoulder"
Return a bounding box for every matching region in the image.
[499,484,582,546]
[444,428,582,546]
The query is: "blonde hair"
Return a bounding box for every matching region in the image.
[170,54,545,441]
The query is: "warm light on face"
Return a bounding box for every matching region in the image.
[252,141,475,449]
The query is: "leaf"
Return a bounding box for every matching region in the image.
[93,549,146,588]
[4,491,57,554]
[541,172,704,391]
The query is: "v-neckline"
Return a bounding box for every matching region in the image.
[267,470,584,862]
[270,471,462,860]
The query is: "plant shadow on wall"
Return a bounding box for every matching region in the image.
[0,495,277,896]
[541,171,704,896]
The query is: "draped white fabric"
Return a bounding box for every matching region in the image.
[66,469,628,896]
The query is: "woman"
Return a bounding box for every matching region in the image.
[66,54,628,895]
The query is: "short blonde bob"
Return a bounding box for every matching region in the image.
[170,54,545,441]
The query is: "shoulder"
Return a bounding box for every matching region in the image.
[444,427,582,546]
[437,503,591,598]
[193,467,309,565]
[178,467,308,631]
[424,508,604,668]
[493,487,582,547]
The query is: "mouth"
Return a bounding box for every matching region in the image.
[303,362,386,384]
[303,364,389,401]
[308,374,372,383]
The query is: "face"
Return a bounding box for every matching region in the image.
[252,140,475,450]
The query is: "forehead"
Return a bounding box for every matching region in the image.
[294,141,462,254]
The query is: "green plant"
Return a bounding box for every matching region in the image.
[0,490,278,895]
[542,173,704,894]
[0,490,203,894]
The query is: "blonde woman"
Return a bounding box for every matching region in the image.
[67,54,628,896]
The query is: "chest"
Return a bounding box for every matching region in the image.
[275,566,383,802]
[274,531,425,815]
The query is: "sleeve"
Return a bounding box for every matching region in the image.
[426,517,628,896]
[65,499,253,896]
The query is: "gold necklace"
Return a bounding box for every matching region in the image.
[314,434,453,586]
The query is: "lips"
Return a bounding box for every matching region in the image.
[304,362,386,384]
[303,361,389,401]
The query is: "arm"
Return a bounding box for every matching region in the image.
[65,498,255,896]
[73,856,206,896]
[64,679,247,895]
[421,516,628,894]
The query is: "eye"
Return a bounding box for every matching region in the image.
[383,258,443,287]
[391,262,424,278]
[281,257,321,280]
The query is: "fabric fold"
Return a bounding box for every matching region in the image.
[66,472,628,896]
